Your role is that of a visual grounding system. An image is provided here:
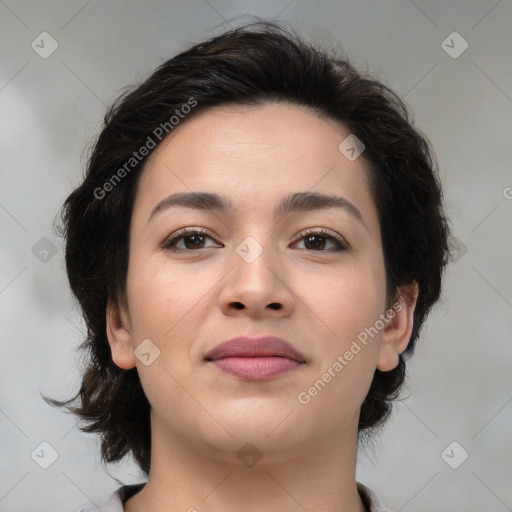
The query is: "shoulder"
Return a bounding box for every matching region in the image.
[76,482,386,512]
[357,482,392,512]
[75,491,122,512]
[74,483,146,512]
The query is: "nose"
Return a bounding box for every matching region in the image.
[218,240,295,319]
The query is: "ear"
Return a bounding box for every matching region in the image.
[377,282,419,372]
[106,296,137,370]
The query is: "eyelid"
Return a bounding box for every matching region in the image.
[161,227,222,250]
[291,227,349,250]
[161,226,349,252]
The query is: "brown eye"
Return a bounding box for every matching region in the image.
[293,229,347,251]
[304,234,328,250]
[162,229,221,251]
[180,234,208,249]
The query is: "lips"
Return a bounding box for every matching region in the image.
[204,335,306,381]
[205,335,305,362]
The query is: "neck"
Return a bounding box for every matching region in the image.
[124,414,366,512]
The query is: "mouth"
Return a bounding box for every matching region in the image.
[204,335,306,381]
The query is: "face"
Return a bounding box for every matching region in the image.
[107,102,413,463]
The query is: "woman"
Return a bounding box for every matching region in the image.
[47,20,450,512]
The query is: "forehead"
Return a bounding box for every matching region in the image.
[133,102,377,227]
[144,102,354,175]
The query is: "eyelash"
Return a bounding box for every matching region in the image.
[161,227,348,252]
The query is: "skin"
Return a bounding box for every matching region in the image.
[106,102,418,512]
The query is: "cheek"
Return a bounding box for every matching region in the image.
[294,264,385,426]
[295,257,386,342]
[125,253,220,345]
[124,256,211,407]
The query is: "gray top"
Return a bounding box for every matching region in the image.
[76,481,391,511]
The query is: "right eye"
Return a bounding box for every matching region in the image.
[162,228,222,252]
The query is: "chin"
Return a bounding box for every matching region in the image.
[212,398,304,445]
[198,426,305,468]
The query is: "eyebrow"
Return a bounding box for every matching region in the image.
[146,191,368,230]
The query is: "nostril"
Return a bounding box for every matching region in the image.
[267,303,282,310]
[232,302,245,310]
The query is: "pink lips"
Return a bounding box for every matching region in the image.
[205,335,305,381]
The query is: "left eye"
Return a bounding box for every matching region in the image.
[292,230,347,251]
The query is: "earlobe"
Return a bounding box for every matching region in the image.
[376,282,419,372]
[106,297,136,370]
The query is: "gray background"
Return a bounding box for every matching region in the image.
[1,1,511,511]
